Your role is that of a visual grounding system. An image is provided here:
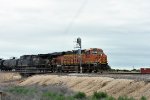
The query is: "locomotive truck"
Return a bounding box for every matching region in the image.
[0,48,110,75]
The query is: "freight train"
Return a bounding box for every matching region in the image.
[0,48,110,75]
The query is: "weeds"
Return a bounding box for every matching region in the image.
[41,91,75,100]
[140,96,147,100]
[92,91,108,99]
[2,86,148,100]
[74,91,86,99]
[118,96,135,100]
[106,96,116,100]
[8,86,36,95]
[42,91,64,100]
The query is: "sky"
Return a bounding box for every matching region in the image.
[0,0,150,69]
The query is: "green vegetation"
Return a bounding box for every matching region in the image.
[74,91,86,99]
[4,86,147,100]
[42,91,74,100]
[118,96,135,100]
[140,96,147,100]
[8,86,36,95]
[106,96,116,100]
[111,69,140,73]
[92,91,108,99]
[90,91,115,100]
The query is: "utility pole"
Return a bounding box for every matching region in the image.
[76,37,82,73]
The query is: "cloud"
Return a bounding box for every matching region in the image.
[0,0,150,69]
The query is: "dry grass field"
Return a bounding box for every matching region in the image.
[20,74,150,99]
[0,72,21,83]
[0,72,150,100]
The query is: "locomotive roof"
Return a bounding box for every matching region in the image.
[19,48,103,58]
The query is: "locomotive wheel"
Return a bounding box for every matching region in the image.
[82,69,87,73]
[19,73,32,77]
[89,69,92,73]
[94,70,98,73]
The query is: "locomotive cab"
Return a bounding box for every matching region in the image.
[85,48,103,55]
[84,48,108,71]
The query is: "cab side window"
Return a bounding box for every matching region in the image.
[86,51,90,55]
[92,49,98,54]
[92,51,97,54]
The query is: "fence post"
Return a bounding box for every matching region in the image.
[0,91,7,100]
[0,92,2,100]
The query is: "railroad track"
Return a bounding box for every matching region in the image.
[0,70,146,75]
[0,70,150,82]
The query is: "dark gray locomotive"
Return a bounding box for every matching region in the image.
[0,53,62,74]
[0,48,110,76]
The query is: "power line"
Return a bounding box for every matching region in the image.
[64,0,88,34]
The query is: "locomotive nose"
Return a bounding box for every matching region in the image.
[100,53,107,64]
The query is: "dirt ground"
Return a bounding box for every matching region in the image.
[0,72,21,83]
[0,72,150,99]
[20,74,150,99]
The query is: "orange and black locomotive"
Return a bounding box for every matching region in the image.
[54,48,109,73]
[0,48,110,74]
